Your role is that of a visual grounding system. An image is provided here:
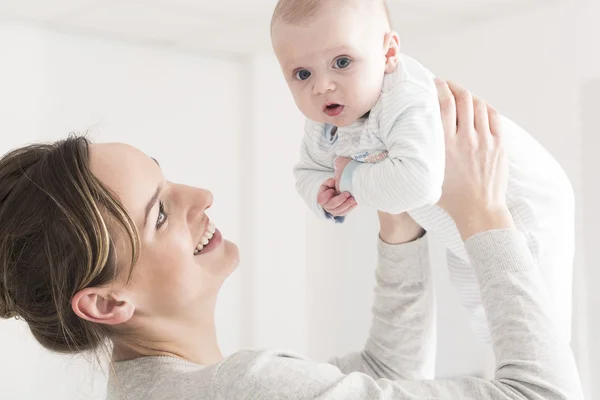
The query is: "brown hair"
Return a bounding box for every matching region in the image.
[271,0,392,31]
[0,135,139,354]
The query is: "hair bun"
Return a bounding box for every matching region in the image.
[0,290,18,319]
[0,304,18,319]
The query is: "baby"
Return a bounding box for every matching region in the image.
[270,0,574,343]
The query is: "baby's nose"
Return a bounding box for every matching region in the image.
[313,77,336,95]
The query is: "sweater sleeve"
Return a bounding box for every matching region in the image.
[213,230,583,400]
[328,235,436,380]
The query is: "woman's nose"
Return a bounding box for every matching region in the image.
[195,188,213,211]
[184,186,213,223]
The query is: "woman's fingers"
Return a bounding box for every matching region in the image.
[447,81,474,135]
[473,95,491,148]
[435,80,511,239]
[473,95,490,135]
[487,104,503,140]
[435,78,457,139]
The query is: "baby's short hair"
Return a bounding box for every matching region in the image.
[271,0,392,32]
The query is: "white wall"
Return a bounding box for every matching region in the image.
[0,23,243,399]
[577,0,600,82]
[577,0,600,398]
[245,0,596,396]
[239,55,310,353]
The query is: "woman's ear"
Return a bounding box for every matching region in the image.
[72,287,134,325]
[384,31,401,74]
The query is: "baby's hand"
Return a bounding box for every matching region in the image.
[318,178,357,217]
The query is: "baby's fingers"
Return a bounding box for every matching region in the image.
[328,196,357,216]
[323,192,352,210]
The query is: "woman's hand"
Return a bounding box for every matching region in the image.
[435,79,514,240]
[378,80,514,244]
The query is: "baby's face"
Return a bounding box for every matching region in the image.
[272,6,389,127]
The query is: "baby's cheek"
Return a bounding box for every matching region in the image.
[292,94,310,113]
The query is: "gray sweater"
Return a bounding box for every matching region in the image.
[106,230,583,399]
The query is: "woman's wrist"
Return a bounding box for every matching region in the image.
[455,206,515,241]
[378,211,425,245]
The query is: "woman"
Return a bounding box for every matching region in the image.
[0,81,582,399]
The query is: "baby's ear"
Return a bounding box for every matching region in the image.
[384,32,401,74]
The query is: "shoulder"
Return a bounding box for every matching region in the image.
[381,54,438,99]
[374,55,441,130]
[107,356,219,400]
[214,348,337,378]
[213,349,342,398]
[107,351,328,400]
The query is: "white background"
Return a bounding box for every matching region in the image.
[0,0,597,398]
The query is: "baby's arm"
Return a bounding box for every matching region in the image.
[295,122,351,222]
[339,82,445,214]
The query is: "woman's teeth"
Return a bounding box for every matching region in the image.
[194,222,216,255]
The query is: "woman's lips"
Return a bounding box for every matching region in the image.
[194,223,222,256]
[200,229,222,254]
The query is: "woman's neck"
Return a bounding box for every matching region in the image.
[112,310,223,366]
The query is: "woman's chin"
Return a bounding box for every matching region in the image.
[224,240,240,272]
[209,240,239,278]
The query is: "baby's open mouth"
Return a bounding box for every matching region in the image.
[324,103,344,117]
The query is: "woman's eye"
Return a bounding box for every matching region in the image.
[294,69,311,81]
[156,201,168,228]
[334,57,352,69]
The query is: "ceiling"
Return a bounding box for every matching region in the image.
[0,0,551,57]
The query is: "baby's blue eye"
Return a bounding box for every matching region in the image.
[295,69,311,81]
[334,57,352,69]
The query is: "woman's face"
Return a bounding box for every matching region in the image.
[89,143,239,321]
